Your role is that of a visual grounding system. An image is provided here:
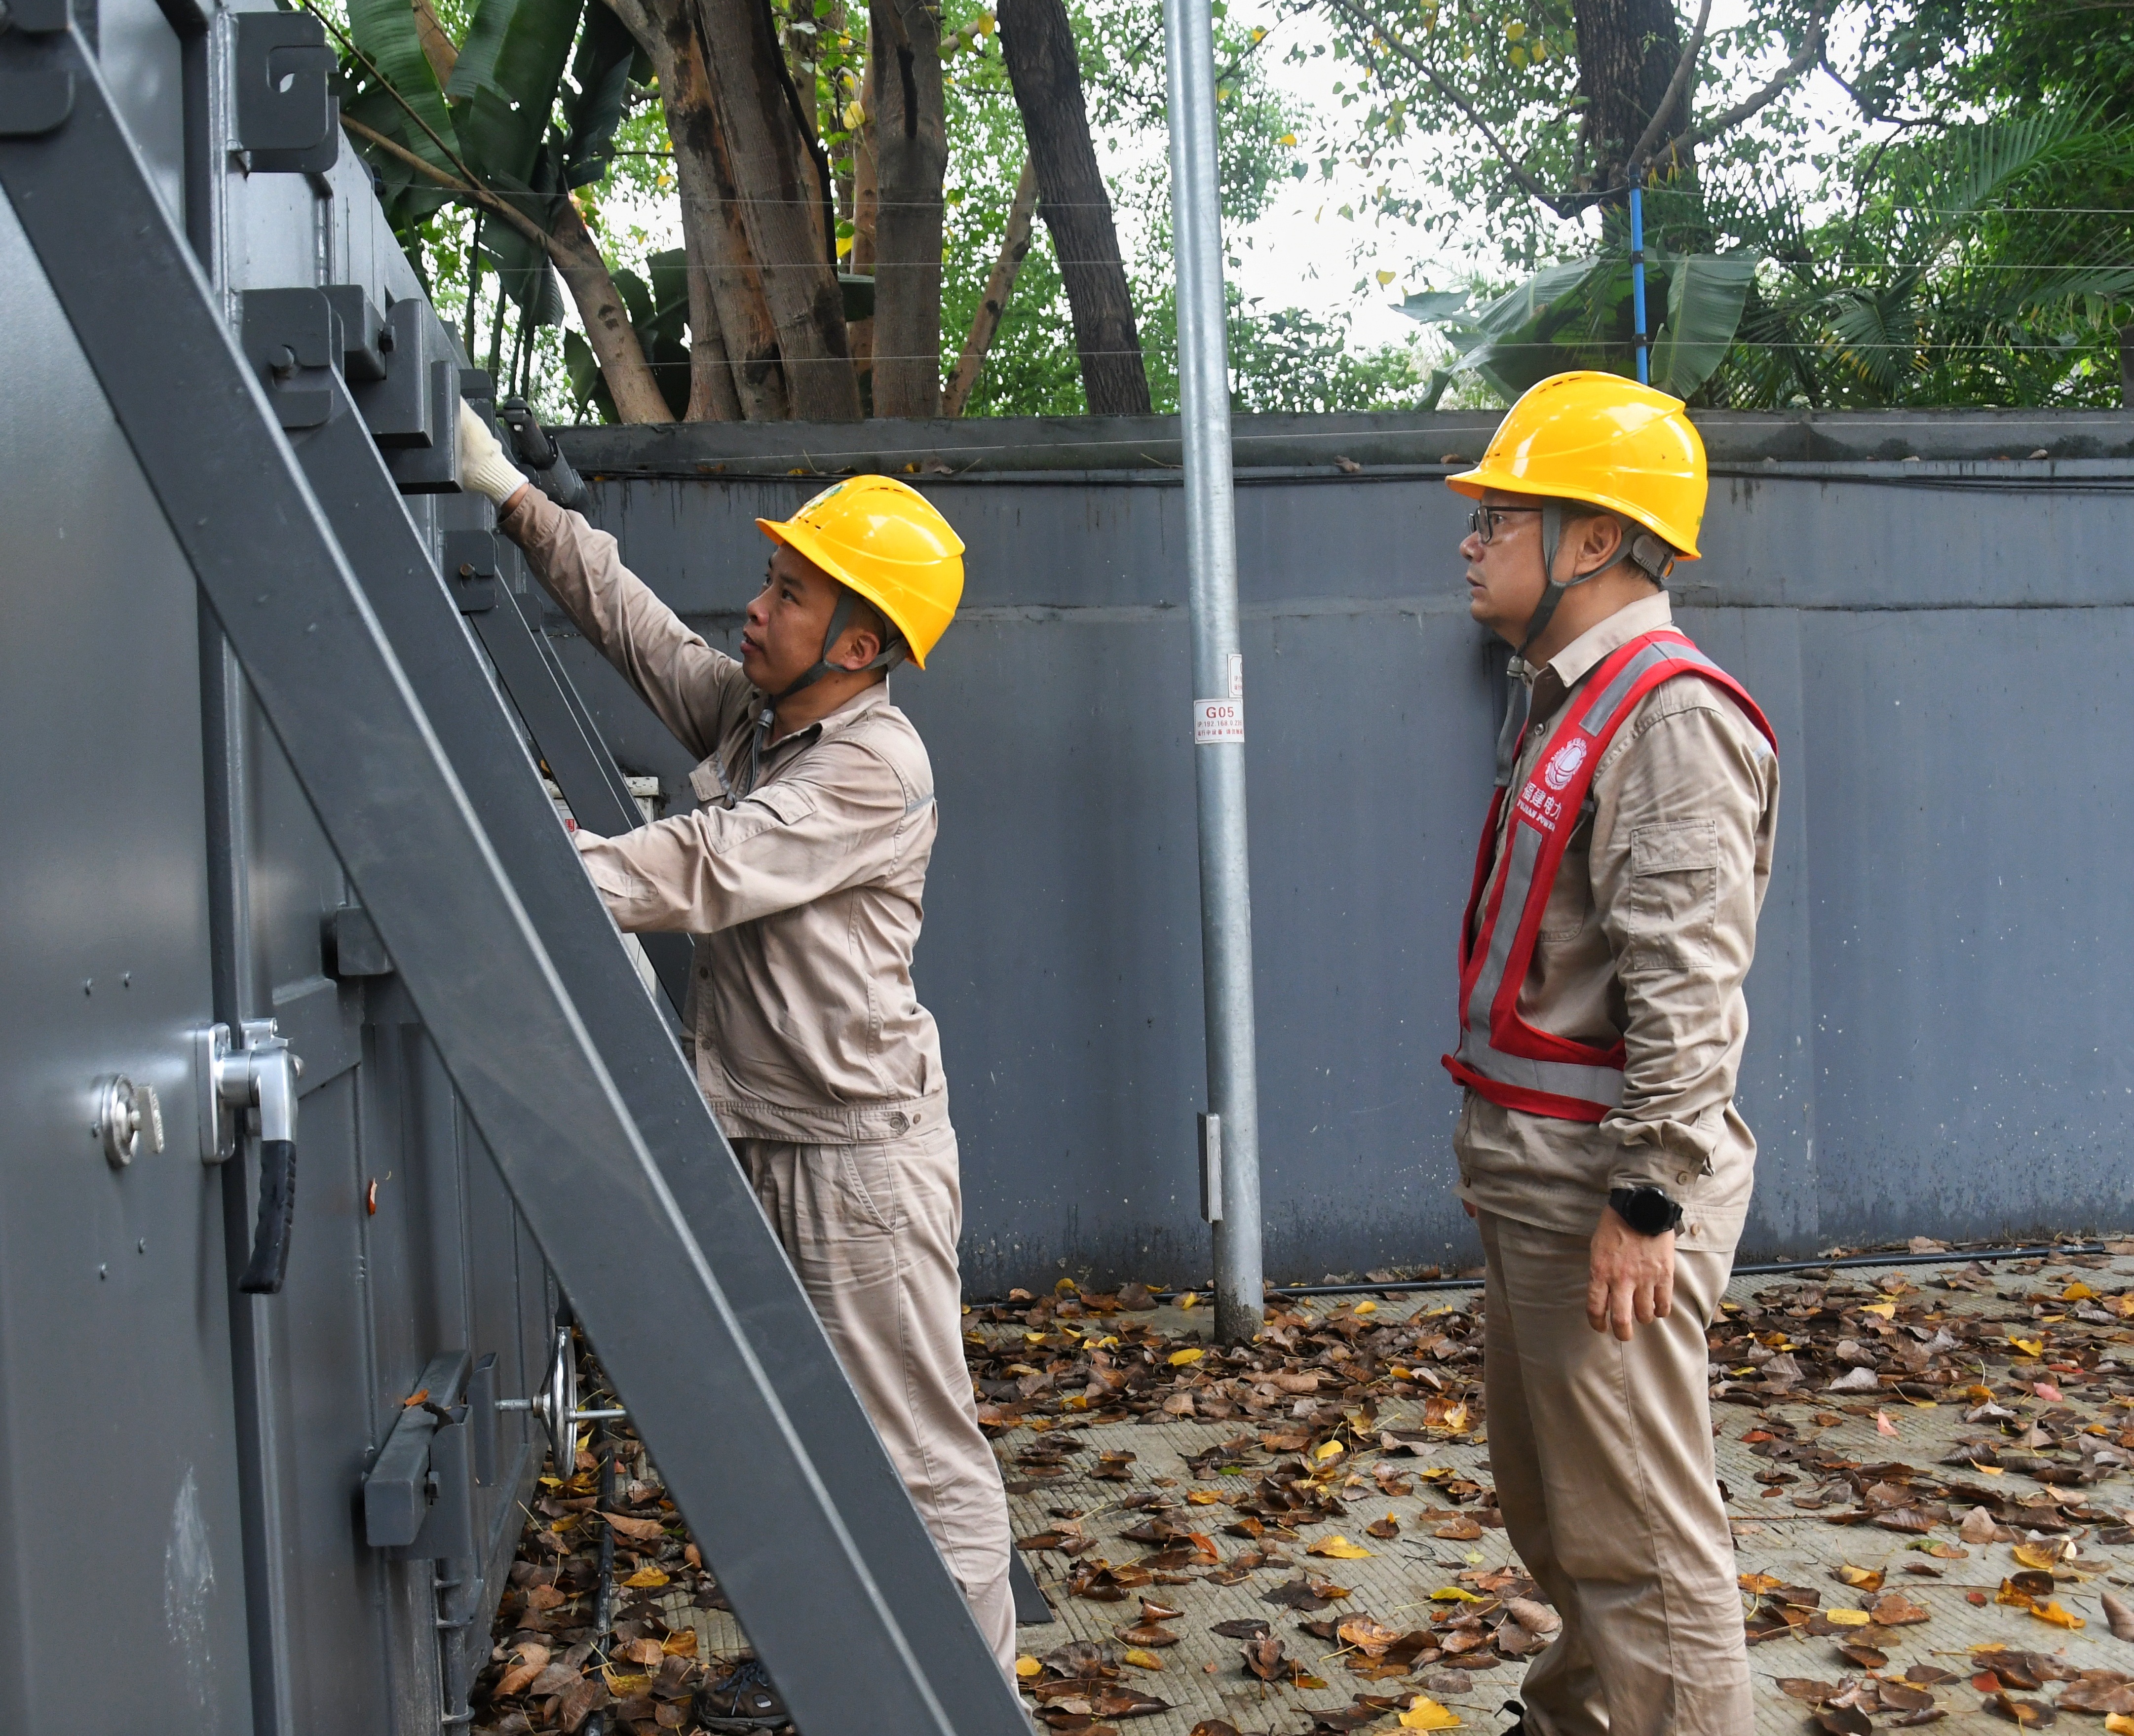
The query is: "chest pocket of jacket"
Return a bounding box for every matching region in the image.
[1624,817,1718,969]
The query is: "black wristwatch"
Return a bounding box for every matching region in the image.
[1608,1185,1684,1237]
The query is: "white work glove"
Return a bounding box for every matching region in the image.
[456,399,527,506]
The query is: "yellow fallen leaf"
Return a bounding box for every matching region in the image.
[2032,1600,2086,1630]
[1826,1608,1872,1627]
[1179,1292,1200,1309]
[2063,1282,2098,1302]
[2013,1542,2065,1570]
[1169,1347,1205,1366]
[2009,1337,2044,1357]
[1315,1440,1345,1461]
[1837,1564,1884,1589]
[1121,1647,1164,1669]
[1400,1698,1463,1730]
[1970,1460,2005,1475]
[661,1629,699,1657]
[1739,1573,1784,1594]
[1390,1366,1413,1381]
[1375,270,1396,286]
[1187,1489,1221,1505]
[1431,1586,1481,1603]
[2105,1714,2134,1735]
[601,1669,654,1694]
[1861,1302,1897,1319]
[1015,1656,1042,1680]
[1308,1536,1373,1559]
[1355,1300,1377,1314]
[621,1566,668,1588]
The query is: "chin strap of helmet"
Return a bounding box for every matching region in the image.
[743,588,905,796]
[1495,505,1679,788]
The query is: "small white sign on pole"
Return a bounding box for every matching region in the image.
[1193,695,1244,744]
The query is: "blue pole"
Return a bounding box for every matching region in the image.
[1629,180,1649,385]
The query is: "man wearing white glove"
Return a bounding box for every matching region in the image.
[453,402,1017,1674]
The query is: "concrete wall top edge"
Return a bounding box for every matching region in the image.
[557,406,2134,478]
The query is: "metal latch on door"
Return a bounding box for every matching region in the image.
[195,1020,305,1294]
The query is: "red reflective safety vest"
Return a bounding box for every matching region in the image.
[1442,628,1777,1123]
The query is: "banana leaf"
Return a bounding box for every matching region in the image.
[452,0,586,184]
[1647,252,1758,398]
[1399,250,1759,402]
[347,0,459,172]
[562,1,640,188]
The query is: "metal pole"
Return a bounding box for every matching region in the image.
[1629,180,1650,385]
[1163,0,1263,1345]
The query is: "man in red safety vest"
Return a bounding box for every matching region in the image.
[1441,372,1780,1735]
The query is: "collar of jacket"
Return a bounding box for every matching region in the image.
[757,673,893,755]
[1525,589,1674,729]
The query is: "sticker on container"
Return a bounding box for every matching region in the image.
[1193,696,1244,744]
[1227,652,1244,699]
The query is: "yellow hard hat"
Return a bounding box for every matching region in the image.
[757,475,965,667]
[1447,371,1707,560]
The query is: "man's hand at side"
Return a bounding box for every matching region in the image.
[1587,1207,1674,1341]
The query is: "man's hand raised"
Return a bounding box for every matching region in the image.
[1587,1207,1674,1342]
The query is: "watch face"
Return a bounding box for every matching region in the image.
[1619,1188,1675,1234]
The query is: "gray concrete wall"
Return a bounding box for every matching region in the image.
[549,416,2134,1292]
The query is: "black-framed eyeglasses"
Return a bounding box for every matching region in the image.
[1468,504,1543,543]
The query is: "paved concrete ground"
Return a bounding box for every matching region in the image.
[652,1248,2134,1733]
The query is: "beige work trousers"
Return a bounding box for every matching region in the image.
[1478,1210,1750,1735]
[733,1120,1017,1672]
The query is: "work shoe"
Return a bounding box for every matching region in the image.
[692,1658,787,1732]
[1497,1700,1528,1735]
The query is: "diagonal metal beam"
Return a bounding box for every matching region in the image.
[0,23,1024,1735]
[458,561,695,1012]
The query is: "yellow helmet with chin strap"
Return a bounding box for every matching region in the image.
[1449,371,1707,663]
[757,474,965,668]
[1447,370,1707,561]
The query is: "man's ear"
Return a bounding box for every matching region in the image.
[832,622,883,671]
[1576,513,1625,577]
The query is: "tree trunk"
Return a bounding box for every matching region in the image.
[548,196,677,423]
[867,0,946,417]
[846,58,879,409]
[998,0,1149,414]
[1572,0,1691,190]
[694,0,860,418]
[607,0,783,418]
[943,159,1037,417]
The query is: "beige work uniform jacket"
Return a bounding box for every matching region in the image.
[498,490,949,1145]
[1452,591,1780,1250]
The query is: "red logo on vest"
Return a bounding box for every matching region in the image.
[1542,736,1587,791]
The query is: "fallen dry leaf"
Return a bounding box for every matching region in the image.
[1400,1699,1463,1730]
[1307,1535,1373,1559]
[1837,1564,1885,1591]
[621,1566,668,1589]
[496,1644,552,1697]
[600,1510,667,1543]
[2103,1591,2134,1642]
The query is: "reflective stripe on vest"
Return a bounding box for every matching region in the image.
[1441,628,1778,1123]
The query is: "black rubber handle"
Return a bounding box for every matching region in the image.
[238,1137,296,1294]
